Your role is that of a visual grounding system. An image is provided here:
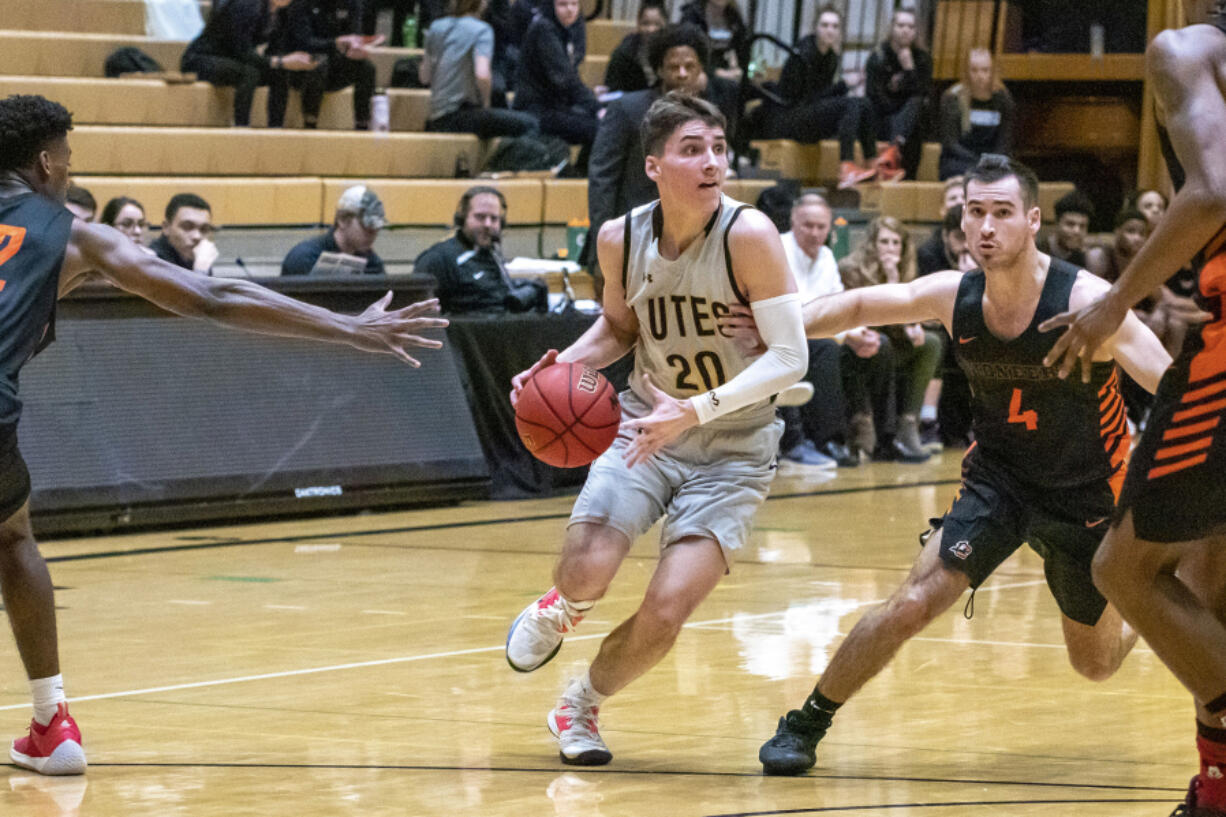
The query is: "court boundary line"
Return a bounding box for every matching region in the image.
[41,478,961,564]
[705,798,1174,816]
[69,762,1183,795]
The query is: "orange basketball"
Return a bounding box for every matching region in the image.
[515,363,621,468]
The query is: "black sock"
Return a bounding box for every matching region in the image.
[801,687,842,726]
[1199,719,1226,743]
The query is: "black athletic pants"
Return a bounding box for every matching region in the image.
[182,53,287,127]
[287,55,378,129]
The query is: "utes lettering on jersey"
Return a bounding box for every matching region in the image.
[646,295,732,340]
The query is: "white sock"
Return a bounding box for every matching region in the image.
[557,591,594,614]
[565,670,607,707]
[920,404,938,423]
[30,674,65,726]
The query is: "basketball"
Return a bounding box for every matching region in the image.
[515,363,621,468]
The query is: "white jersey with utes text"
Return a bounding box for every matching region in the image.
[621,193,775,430]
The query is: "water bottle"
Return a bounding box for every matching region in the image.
[831,216,851,261]
[371,90,390,133]
[401,14,418,48]
[566,218,589,264]
[1089,22,1105,59]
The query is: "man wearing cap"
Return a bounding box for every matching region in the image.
[282,185,387,276]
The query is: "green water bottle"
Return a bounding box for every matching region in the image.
[401,14,418,48]
[831,216,851,261]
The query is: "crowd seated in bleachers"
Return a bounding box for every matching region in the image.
[1037,189,1093,268]
[678,0,747,83]
[150,193,218,274]
[513,0,598,169]
[421,0,538,138]
[65,184,96,222]
[865,7,931,182]
[281,0,381,131]
[937,48,1015,180]
[99,196,147,245]
[603,0,667,93]
[838,216,942,463]
[282,184,387,275]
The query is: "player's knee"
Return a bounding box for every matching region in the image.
[634,596,690,644]
[1067,648,1117,682]
[885,587,942,639]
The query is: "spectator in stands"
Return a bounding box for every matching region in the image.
[679,0,749,82]
[1037,189,1093,268]
[151,194,219,274]
[916,176,965,275]
[587,24,737,284]
[283,0,383,130]
[100,197,148,246]
[1125,187,1169,230]
[513,0,598,166]
[415,186,546,314]
[865,8,932,181]
[937,48,1015,180]
[917,203,971,277]
[779,194,860,468]
[361,0,412,46]
[65,185,95,222]
[760,5,894,191]
[282,185,387,276]
[181,0,318,128]
[839,216,942,463]
[421,0,539,138]
[1086,207,1149,286]
[604,1,669,93]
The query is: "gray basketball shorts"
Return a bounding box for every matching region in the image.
[569,391,783,568]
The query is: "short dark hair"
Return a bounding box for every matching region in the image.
[640,91,726,157]
[815,3,843,25]
[100,196,145,227]
[647,23,710,74]
[638,0,667,21]
[1054,189,1095,221]
[1114,207,1147,229]
[0,95,73,174]
[942,204,964,233]
[165,192,211,223]
[455,184,507,224]
[963,154,1039,210]
[66,184,96,213]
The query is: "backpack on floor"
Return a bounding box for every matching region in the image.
[104,47,163,78]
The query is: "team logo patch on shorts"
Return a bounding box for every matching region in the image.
[949,540,973,560]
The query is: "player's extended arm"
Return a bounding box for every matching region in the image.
[62,221,448,367]
[559,218,640,367]
[1041,26,1226,380]
[804,270,960,339]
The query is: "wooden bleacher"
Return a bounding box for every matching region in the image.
[750,139,944,184]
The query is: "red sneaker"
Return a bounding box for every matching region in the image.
[10,704,86,775]
[837,161,877,190]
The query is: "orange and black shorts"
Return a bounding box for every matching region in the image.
[1117,320,1226,543]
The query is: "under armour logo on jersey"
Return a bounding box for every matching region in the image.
[950,540,973,559]
[646,274,654,283]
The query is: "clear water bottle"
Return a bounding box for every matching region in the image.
[371,90,390,132]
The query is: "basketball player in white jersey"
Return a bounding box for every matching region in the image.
[504,92,808,766]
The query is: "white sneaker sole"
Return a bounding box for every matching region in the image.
[505,605,564,673]
[10,739,87,775]
[547,709,612,766]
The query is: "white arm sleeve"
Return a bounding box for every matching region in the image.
[689,293,808,425]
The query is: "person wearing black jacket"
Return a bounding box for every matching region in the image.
[283,0,381,129]
[585,24,737,296]
[182,0,316,127]
[678,0,749,82]
[763,5,884,190]
[865,7,933,180]
[603,1,667,93]
[513,0,598,159]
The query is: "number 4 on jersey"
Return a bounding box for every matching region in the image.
[1008,387,1037,431]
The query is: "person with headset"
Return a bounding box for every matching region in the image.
[413,185,547,314]
[281,185,387,276]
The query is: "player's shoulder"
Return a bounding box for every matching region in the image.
[725,203,778,244]
[1067,265,1112,309]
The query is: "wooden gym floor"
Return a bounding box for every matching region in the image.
[0,453,1194,816]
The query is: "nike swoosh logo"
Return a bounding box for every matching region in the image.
[959,336,977,345]
[1085,517,1109,528]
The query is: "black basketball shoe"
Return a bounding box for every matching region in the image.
[759,708,828,776]
[1171,776,1226,816]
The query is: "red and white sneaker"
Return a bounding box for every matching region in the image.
[547,701,612,766]
[10,704,86,775]
[506,587,589,673]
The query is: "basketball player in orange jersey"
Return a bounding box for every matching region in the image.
[1042,3,1226,812]
[504,92,808,766]
[0,94,447,775]
[754,154,1172,775]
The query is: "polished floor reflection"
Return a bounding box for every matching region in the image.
[0,454,1194,815]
